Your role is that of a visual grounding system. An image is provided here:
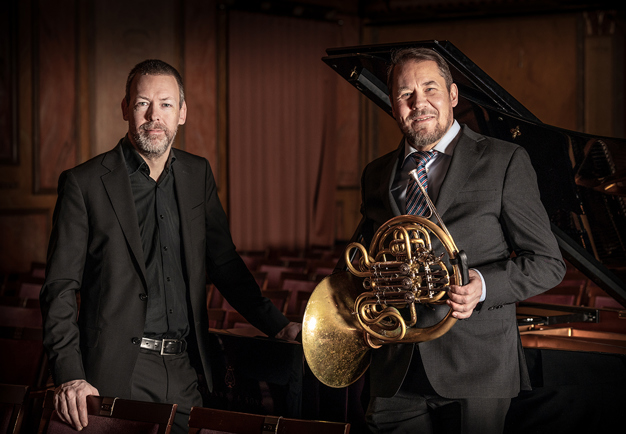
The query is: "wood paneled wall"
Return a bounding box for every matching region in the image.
[0,0,218,273]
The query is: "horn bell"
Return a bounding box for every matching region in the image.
[302,215,467,388]
[302,271,370,388]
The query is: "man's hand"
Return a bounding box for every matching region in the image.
[54,379,99,431]
[446,269,483,319]
[274,321,302,341]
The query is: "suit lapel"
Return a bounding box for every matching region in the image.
[101,143,148,288]
[435,128,487,218]
[382,142,404,218]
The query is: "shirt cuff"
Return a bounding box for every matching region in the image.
[471,268,487,302]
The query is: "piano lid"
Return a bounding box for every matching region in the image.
[323,40,626,303]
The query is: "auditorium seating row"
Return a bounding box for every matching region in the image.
[0,255,622,381]
[0,387,350,433]
[206,270,327,330]
[205,247,343,330]
[1,253,622,433]
[523,260,624,309]
[1,255,623,391]
[0,248,343,433]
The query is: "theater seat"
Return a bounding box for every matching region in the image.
[188,407,351,434]
[39,391,177,434]
[207,308,227,329]
[0,384,29,434]
[0,326,47,388]
[188,407,274,434]
[276,416,350,434]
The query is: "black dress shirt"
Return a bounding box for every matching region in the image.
[122,137,189,340]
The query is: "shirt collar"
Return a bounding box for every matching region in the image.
[402,120,461,167]
[121,135,176,176]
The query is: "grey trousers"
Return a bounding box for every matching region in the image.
[366,390,511,434]
[366,352,511,434]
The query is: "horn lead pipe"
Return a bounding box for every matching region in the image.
[408,168,453,241]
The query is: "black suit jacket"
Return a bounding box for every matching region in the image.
[40,139,288,397]
[361,125,565,399]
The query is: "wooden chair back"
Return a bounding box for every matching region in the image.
[276,416,350,434]
[0,384,29,434]
[188,407,276,434]
[188,407,350,434]
[0,326,46,388]
[39,391,177,434]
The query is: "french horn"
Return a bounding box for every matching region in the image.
[302,168,469,388]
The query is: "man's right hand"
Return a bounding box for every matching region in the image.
[54,379,100,431]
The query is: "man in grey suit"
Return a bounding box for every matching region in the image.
[361,48,565,433]
[40,59,300,433]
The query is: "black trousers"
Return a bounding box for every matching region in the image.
[130,348,203,434]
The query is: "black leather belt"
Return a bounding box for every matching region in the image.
[140,337,186,355]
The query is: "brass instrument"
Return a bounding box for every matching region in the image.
[302,169,469,388]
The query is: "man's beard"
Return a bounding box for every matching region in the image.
[399,110,449,149]
[131,121,177,159]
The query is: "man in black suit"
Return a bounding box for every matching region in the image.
[40,59,300,433]
[361,48,565,433]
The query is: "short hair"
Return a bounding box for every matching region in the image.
[125,59,185,108]
[386,47,454,93]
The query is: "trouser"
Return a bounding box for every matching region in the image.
[130,348,203,434]
[366,391,511,434]
[366,350,511,434]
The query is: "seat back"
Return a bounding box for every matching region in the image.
[525,278,587,306]
[0,303,42,328]
[208,308,227,329]
[239,251,268,272]
[276,417,350,434]
[0,326,46,387]
[262,290,290,314]
[222,311,258,331]
[250,271,268,291]
[188,407,351,434]
[258,264,302,289]
[0,294,46,388]
[278,273,318,315]
[188,407,277,434]
[39,391,177,434]
[206,284,224,309]
[0,384,29,434]
[584,281,625,309]
[17,277,44,300]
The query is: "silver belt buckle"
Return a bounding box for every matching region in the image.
[160,338,177,355]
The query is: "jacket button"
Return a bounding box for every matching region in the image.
[139,293,148,301]
[131,337,141,345]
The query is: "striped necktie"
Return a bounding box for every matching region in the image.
[406,151,436,215]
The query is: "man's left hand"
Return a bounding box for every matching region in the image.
[274,321,302,341]
[446,269,482,319]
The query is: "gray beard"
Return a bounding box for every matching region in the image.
[400,112,449,149]
[131,122,177,159]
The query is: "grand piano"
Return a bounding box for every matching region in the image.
[319,40,626,432]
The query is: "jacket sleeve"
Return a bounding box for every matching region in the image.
[477,146,566,308]
[40,170,88,385]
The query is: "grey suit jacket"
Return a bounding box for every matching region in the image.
[40,139,288,397]
[361,125,565,399]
